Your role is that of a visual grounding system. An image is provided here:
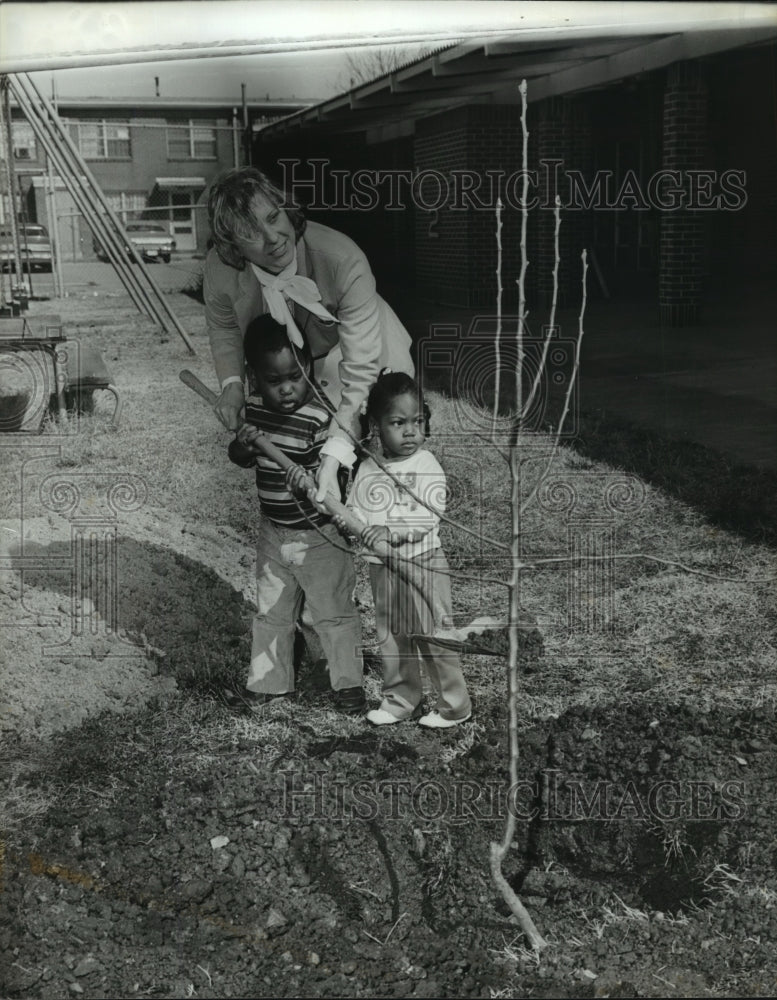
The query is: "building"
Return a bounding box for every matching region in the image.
[256,22,777,326]
[7,95,308,258]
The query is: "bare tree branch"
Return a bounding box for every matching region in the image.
[521,550,775,584]
[520,248,588,516]
[337,45,435,90]
[489,76,548,955]
[492,197,504,436]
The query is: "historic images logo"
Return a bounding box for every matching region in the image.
[281,772,747,823]
[279,158,747,212]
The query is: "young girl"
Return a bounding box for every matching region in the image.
[342,371,472,728]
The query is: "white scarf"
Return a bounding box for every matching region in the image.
[250,254,338,349]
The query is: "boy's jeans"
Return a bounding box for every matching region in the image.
[249,519,363,695]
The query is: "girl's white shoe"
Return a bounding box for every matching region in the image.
[366,708,404,725]
[418,711,472,729]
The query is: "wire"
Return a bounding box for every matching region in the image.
[290,340,509,552]
[288,492,357,556]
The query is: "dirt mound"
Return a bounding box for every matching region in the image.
[2,693,776,998]
[0,505,263,741]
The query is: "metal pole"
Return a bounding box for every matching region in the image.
[16,174,34,300]
[12,75,176,328]
[0,78,25,286]
[0,241,8,308]
[45,168,64,297]
[12,74,153,308]
[0,186,9,306]
[15,86,153,318]
[241,83,251,166]
[47,67,63,296]
[17,72,196,354]
[10,73,187,342]
[232,107,240,167]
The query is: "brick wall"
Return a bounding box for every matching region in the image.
[415,105,534,307]
[533,97,593,307]
[413,100,595,308]
[659,61,708,326]
[414,107,473,306]
[463,105,524,309]
[706,46,777,282]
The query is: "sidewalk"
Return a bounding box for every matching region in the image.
[395,278,777,470]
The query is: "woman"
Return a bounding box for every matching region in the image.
[204,166,415,502]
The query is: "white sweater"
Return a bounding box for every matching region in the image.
[348,449,447,564]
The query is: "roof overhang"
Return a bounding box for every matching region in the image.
[259,18,777,139]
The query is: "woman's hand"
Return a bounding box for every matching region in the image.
[214,382,245,431]
[314,453,342,504]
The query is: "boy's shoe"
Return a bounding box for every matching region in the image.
[223,688,295,712]
[332,686,367,715]
[417,711,472,729]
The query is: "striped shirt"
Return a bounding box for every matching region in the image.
[228,390,333,528]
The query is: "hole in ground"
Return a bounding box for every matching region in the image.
[511,701,772,916]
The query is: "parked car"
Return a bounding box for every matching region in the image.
[0,223,53,272]
[94,222,176,264]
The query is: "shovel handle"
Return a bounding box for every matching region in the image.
[179,369,397,558]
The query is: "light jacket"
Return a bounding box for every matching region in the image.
[204,219,414,450]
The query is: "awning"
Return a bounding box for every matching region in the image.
[31,175,88,188]
[154,177,206,188]
[261,19,777,138]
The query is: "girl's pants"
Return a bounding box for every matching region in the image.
[368,548,471,721]
[249,519,363,695]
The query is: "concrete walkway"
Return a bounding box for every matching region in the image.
[395,278,777,470]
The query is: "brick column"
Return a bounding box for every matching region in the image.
[414,105,524,307]
[536,98,567,306]
[563,98,593,306]
[414,108,470,305]
[466,105,521,308]
[659,61,708,326]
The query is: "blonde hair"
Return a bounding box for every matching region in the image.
[207,167,306,269]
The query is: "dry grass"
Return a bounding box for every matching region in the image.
[2,291,775,999]
[0,772,52,833]
[420,395,776,723]
[4,291,776,729]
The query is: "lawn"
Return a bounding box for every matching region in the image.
[0,288,775,998]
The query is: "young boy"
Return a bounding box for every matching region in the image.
[226,313,365,714]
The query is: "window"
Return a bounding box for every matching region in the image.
[12,121,37,160]
[66,120,131,159]
[166,120,217,160]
